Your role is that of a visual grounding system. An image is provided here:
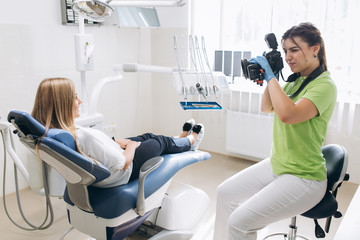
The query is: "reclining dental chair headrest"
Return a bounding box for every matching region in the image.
[8,110,45,138]
[7,110,110,184]
[8,110,77,150]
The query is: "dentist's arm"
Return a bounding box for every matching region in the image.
[261,85,274,113]
[253,56,318,124]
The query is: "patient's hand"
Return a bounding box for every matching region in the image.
[121,140,141,170]
[127,140,141,149]
[115,138,131,149]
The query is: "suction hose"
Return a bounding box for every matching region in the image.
[1,128,54,231]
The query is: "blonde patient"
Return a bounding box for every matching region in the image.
[31,78,205,187]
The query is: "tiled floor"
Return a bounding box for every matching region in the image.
[0,152,358,240]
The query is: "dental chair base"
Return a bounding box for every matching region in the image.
[130,182,210,240]
[66,181,171,240]
[156,182,209,230]
[67,180,210,240]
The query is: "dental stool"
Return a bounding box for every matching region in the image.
[8,110,211,240]
[263,144,349,240]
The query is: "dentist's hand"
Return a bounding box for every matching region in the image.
[250,56,276,82]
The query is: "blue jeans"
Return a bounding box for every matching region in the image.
[128,133,191,181]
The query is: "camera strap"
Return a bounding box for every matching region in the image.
[287,64,325,98]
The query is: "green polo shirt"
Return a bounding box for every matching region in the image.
[270,71,337,181]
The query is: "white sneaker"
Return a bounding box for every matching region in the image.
[183,119,195,136]
[191,123,204,151]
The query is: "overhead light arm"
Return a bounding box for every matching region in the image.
[72,0,187,22]
[110,0,187,7]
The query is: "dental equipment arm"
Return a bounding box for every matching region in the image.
[201,36,219,98]
[174,35,188,99]
[89,72,124,114]
[188,35,200,86]
[189,35,209,100]
[196,83,208,101]
[111,0,187,7]
[121,63,176,74]
[72,0,187,22]
[194,36,209,95]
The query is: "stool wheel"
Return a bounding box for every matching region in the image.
[315,224,325,238]
[334,211,342,218]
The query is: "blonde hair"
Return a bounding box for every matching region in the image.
[31,78,96,164]
[32,78,77,136]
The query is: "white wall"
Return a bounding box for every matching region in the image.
[0,0,191,197]
[0,1,154,196]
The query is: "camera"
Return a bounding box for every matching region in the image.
[241,33,284,86]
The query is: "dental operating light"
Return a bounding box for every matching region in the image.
[72,0,114,22]
[72,0,187,22]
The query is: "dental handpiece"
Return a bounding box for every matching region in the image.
[196,83,207,101]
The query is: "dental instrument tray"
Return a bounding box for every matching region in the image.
[180,101,222,110]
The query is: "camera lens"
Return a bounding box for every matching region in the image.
[248,64,263,81]
[241,59,263,82]
[241,59,250,79]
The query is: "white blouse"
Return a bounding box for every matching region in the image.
[76,127,133,187]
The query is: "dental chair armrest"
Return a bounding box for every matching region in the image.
[136,156,164,216]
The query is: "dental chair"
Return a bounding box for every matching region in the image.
[8,110,211,240]
[263,144,350,240]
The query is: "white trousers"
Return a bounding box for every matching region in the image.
[213,158,327,240]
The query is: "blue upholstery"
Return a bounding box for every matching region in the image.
[40,136,110,184]
[64,151,211,219]
[8,110,45,137]
[46,129,77,150]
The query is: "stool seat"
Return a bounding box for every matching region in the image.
[301,191,338,219]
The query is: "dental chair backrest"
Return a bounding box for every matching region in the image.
[8,110,110,212]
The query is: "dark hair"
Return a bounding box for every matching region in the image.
[282,22,327,71]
